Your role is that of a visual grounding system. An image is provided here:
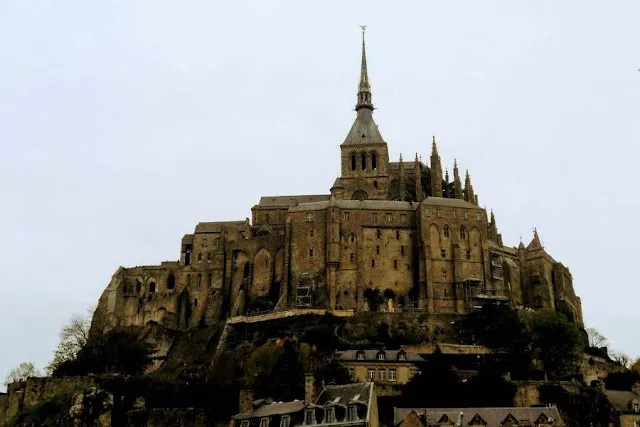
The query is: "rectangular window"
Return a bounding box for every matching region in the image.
[394,260,398,269]
[376,245,380,255]
[453,210,457,219]
[371,259,375,268]
[444,289,448,297]
[400,214,407,223]
[396,230,400,240]
[241,421,249,427]
[476,212,482,220]
[344,212,350,220]
[464,211,468,219]
[350,253,355,262]
[371,212,377,221]
[465,249,471,260]
[376,230,382,239]
[386,213,393,222]
[325,408,335,424]
[260,418,269,427]
[401,246,405,256]
[368,369,375,380]
[348,367,354,378]
[441,248,446,258]
[378,369,386,380]
[280,416,290,427]
[309,229,314,238]
[308,248,314,260]
[207,252,212,261]
[347,406,358,421]
[436,208,441,217]
[425,207,430,217]
[305,410,315,425]
[306,212,314,223]
[389,369,397,381]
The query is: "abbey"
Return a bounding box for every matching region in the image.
[94,33,582,333]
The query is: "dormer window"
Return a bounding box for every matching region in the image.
[356,350,365,360]
[633,402,640,413]
[280,416,290,427]
[325,407,336,423]
[241,421,249,427]
[260,418,270,427]
[347,405,358,421]
[305,409,316,425]
[398,351,407,361]
[377,351,386,360]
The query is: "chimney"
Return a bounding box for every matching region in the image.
[239,389,254,415]
[305,373,317,404]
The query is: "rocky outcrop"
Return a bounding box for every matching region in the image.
[68,388,114,427]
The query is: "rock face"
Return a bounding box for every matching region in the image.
[126,408,208,427]
[68,388,114,427]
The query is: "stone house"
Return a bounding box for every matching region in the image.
[335,349,424,396]
[604,383,640,427]
[231,379,377,427]
[92,30,582,337]
[394,406,565,427]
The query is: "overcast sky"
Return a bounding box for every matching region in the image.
[1,1,639,387]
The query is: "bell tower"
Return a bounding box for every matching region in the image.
[334,26,390,201]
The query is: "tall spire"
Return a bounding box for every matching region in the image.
[453,159,463,199]
[464,169,476,204]
[355,25,373,111]
[414,153,423,202]
[399,153,406,201]
[430,136,443,197]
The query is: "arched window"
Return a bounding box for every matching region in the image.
[167,273,176,290]
[149,282,156,293]
[361,153,366,170]
[349,234,356,243]
[351,154,356,171]
[371,152,377,170]
[444,225,451,238]
[460,227,467,239]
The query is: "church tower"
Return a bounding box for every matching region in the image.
[335,27,390,201]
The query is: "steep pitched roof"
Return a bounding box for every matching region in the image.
[394,407,565,427]
[256,195,330,207]
[233,400,305,420]
[315,382,373,409]
[342,109,386,146]
[605,389,640,413]
[336,349,425,363]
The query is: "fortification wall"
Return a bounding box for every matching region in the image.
[0,376,95,426]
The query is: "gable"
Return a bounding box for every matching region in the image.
[468,413,487,426]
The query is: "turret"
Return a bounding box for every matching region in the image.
[430,136,443,197]
[453,159,463,199]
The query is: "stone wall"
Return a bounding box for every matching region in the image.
[127,408,208,427]
[0,376,95,426]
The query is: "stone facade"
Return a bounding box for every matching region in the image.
[93,32,582,335]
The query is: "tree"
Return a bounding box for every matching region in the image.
[46,309,93,374]
[585,327,608,349]
[610,351,632,368]
[531,310,582,379]
[632,358,640,375]
[4,362,41,386]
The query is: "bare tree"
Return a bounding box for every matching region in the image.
[585,326,608,348]
[4,362,41,386]
[610,351,632,368]
[45,307,94,375]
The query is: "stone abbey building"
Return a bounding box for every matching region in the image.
[95,33,582,333]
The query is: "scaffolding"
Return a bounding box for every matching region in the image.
[295,273,315,309]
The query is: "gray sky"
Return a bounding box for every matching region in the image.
[1,1,639,386]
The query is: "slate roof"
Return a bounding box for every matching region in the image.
[194,221,245,234]
[421,197,479,209]
[604,390,640,413]
[234,400,305,420]
[342,109,386,146]
[394,407,564,427]
[336,349,425,363]
[316,382,374,408]
[257,195,331,207]
[289,199,416,212]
